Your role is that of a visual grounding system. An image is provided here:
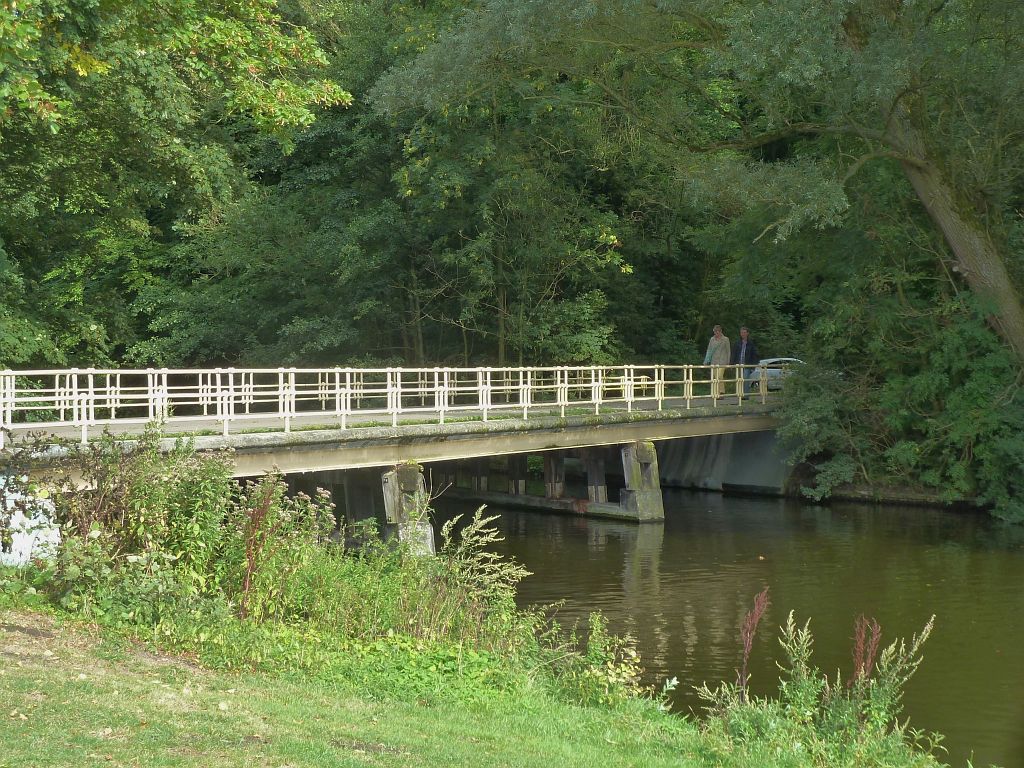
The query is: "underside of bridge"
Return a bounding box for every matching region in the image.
[23,404,780,551]
[203,406,778,477]
[269,407,785,549]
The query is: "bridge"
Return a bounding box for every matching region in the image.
[1,364,784,543]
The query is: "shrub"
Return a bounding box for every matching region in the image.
[8,429,549,674]
[217,477,334,622]
[697,610,941,767]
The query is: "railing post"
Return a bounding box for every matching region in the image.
[200,372,211,416]
[441,368,450,424]
[592,367,601,415]
[158,368,171,423]
[277,368,290,432]
[67,369,80,439]
[520,369,529,420]
[210,369,221,430]
[144,368,154,421]
[433,368,444,425]
[83,368,97,443]
[241,370,253,415]
[684,365,692,409]
[625,365,635,413]
[558,367,567,418]
[331,367,342,426]
[388,367,399,427]
[56,373,67,422]
[109,372,120,420]
[225,368,236,436]
[289,368,299,430]
[317,370,329,407]
[343,369,352,429]
[655,365,665,411]
[0,372,12,451]
[481,368,491,422]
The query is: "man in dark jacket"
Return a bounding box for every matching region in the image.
[731,327,760,393]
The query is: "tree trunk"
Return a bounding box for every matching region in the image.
[894,119,1024,363]
[497,286,506,367]
[407,267,425,366]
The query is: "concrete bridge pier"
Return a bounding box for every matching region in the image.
[471,457,490,492]
[507,454,528,495]
[431,462,457,493]
[616,441,665,521]
[583,448,608,503]
[381,463,435,556]
[544,452,566,499]
[571,441,664,522]
[426,442,666,523]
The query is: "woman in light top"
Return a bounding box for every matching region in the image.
[703,325,731,397]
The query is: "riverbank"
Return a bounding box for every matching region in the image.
[0,608,945,768]
[0,609,695,768]
[781,462,980,511]
[1,436,952,767]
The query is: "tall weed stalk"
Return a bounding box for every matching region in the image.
[698,596,940,767]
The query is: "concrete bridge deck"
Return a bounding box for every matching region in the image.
[1,364,784,461]
[181,402,778,476]
[2,365,785,528]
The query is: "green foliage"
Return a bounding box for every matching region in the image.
[697,612,942,768]
[550,612,647,707]
[51,427,234,586]
[47,530,194,625]
[220,478,335,622]
[0,0,349,134]
[6,0,1024,519]
[777,286,1024,521]
[0,0,348,368]
[8,433,646,708]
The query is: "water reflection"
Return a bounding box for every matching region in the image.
[436,490,1024,768]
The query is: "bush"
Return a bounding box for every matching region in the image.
[4,429,560,687]
[3,428,949,768]
[697,610,941,767]
[548,612,647,707]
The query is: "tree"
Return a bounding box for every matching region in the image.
[705,0,1024,360]
[0,0,349,366]
[369,0,1024,517]
[137,0,636,367]
[377,0,1024,361]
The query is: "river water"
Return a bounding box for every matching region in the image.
[437,490,1024,768]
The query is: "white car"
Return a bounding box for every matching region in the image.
[752,358,804,391]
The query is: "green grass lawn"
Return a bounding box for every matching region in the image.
[1,610,702,768]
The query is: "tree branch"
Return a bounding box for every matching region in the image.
[842,149,928,182]
[698,121,894,153]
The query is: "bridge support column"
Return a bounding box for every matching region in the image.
[618,441,664,521]
[454,462,472,490]
[381,463,435,556]
[583,448,608,503]
[443,444,662,523]
[427,463,445,491]
[507,454,528,496]
[438,462,458,490]
[471,457,489,492]
[544,452,565,499]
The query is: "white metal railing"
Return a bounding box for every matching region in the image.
[0,364,780,448]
